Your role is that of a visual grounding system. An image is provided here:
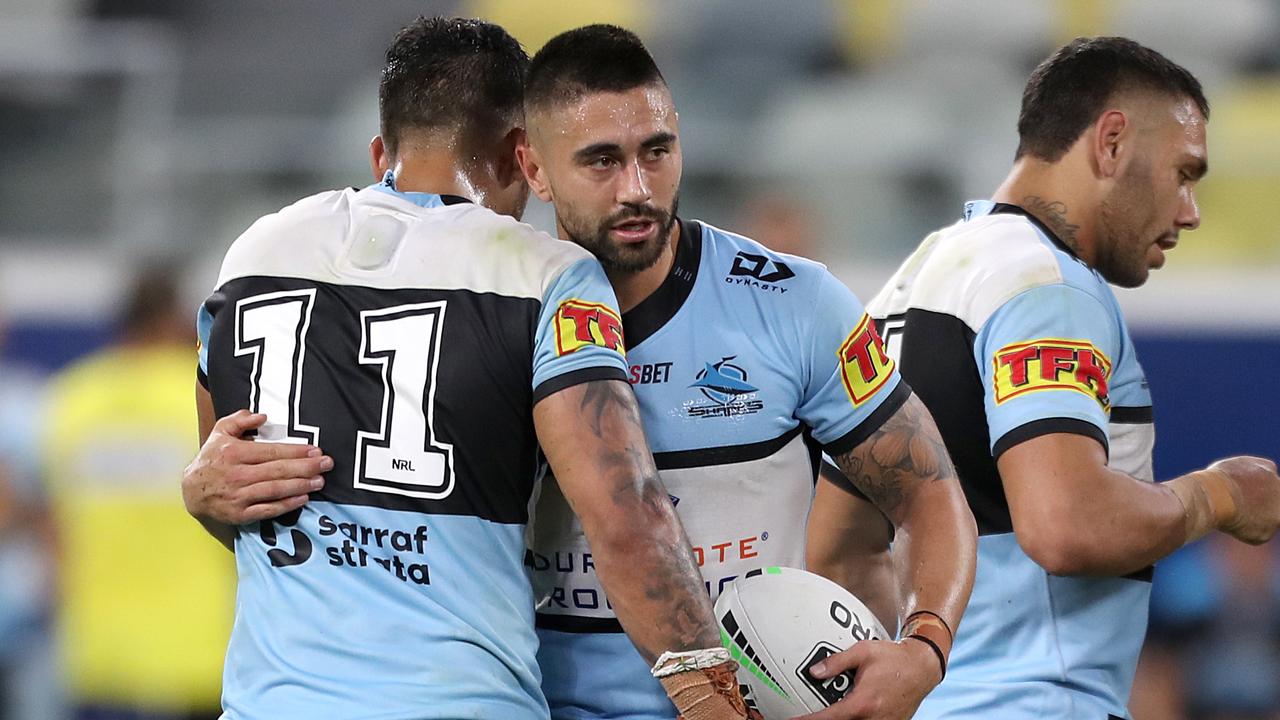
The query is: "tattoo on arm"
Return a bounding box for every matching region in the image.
[572,380,720,653]
[1022,195,1082,254]
[832,395,957,518]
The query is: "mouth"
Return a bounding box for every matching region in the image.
[1155,235,1178,251]
[610,217,658,243]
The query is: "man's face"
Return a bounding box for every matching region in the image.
[1096,97,1207,288]
[522,83,682,275]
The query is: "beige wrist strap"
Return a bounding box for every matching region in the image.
[657,661,752,720]
[1167,469,1238,543]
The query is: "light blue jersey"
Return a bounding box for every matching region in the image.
[528,219,908,719]
[868,201,1156,720]
[198,179,628,719]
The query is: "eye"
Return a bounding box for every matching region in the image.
[648,146,670,160]
[587,155,617,170]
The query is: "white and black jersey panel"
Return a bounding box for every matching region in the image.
[196,180,627,720]
[531,219,908,720]
[868,200,1154,719]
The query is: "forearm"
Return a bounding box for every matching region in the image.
[805,476,899,631]
[580,478,720,664]
[832,394,976,634]
[535,380,720,664]
[889,478,976,634]
[814,545,898,633]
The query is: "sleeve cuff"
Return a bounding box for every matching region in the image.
[532,365,629,405]
[822,379,912,457]
[991,417,1108,460]
[197,366,209,390]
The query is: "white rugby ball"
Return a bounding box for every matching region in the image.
[715,566,889,719]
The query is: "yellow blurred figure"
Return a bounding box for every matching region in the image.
[465,0,649,51]
[42,267,233,720]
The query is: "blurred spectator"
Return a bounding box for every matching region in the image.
[40,266,234,720]
[737,191,822,260]
[0,316,60,720]
[1133,537,1280,720]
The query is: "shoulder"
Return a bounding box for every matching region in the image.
[882,214,1107,330]
[216,188,354,287]
[695,219,830,293]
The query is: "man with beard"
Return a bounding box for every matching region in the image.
[182,17,756,719]
[867,37,1280,719]
[515,25,976,720]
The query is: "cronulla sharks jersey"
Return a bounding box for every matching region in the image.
[529,219,909,720]
[867,201,1155,720]
[196,177,627,720]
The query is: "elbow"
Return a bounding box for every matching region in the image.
[1016,521,1094,576]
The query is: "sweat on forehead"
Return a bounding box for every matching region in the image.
[523,24,666,115]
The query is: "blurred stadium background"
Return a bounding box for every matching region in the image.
[1,1,1277,718]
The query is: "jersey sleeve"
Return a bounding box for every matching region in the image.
[975,283,1120,458]
[531,257,629,403]
[797,270,910,455]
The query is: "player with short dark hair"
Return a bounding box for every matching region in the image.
[868,36,1280,719]
[183,16,755,719]
[516,25,977,720]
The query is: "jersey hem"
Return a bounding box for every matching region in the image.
[991,417,1107,460]
[532,366,629,405]
[822,380,912,457]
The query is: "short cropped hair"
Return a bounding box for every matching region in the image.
[378,17,529,156]
[1016,36,1209,162]
[524,24,665,113]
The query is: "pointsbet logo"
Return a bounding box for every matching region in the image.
[838,314,894,407]
[554,299,625,357]
[992,338,1111,409]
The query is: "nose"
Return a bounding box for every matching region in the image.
[616,157,652,206]
[1176,187,1201,232]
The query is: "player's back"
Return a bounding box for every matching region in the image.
[198,181,627,719]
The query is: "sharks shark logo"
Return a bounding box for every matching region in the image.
[687,356,764,418]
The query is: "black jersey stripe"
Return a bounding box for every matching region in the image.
[532,366,630,406]
[992,417,1109,460]
[535,613,625,634]
[822,379,912,457]
[652,425,803,471]
[1110,406,1154,424]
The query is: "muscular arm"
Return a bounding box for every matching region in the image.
[999,433,1185,576]
[829,394,976,637]
[534,379,720,663]
[805,470,898,632]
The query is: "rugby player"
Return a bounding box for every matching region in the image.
[182,17,754,719]
[515,26,976,720]
[867,37,1280,719]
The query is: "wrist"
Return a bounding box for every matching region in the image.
[900,610,952,681]
[1167,469,1237,543]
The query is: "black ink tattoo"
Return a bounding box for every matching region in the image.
[1022,195,1082,255]
[833,395,957,519]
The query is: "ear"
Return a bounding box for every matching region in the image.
[1092,110,1128,179]
[515,132,555,203]
[369,135,390,181]
[495,126,526,189]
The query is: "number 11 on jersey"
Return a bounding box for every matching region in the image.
[234,291,455,501]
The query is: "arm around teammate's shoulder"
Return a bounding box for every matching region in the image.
[999,433,1280,576]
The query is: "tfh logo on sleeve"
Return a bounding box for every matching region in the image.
[554,299,625,357]
[992,338,1111,409]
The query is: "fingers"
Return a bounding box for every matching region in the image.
[243,456,333,485]
[240,494,311,523]
[808,640,875,679]
[241,476,325,504]
[213,410,269,438]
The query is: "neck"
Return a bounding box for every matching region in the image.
[388,143,493,205]
[606,220,681,314]
[992,158,1097,264]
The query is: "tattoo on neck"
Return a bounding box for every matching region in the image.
[1021,195,1082,254]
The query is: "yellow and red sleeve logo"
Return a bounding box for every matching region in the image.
[992,338,1111,409]
[838,314,895,407]
[554,299,626,357]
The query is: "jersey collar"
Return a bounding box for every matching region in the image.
[622,218,702,348]
[966,199,1082,261]
[365,171,474,208]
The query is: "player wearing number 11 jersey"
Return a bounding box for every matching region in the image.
[190,17,752,720]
